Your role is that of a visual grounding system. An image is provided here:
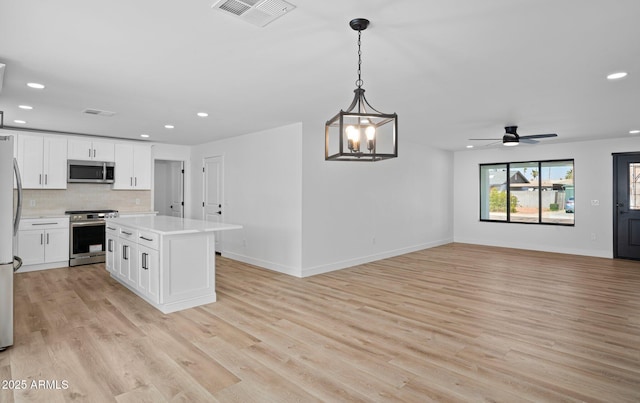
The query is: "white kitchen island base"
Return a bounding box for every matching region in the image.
[106,215,241,314]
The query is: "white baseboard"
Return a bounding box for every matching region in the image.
[223,239,454,278]
[16,261,69,273]
[453,237,612,259]
[222,252,302,277]
[301,238,454,278]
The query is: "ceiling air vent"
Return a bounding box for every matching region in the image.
[212,0,296,27]
[82,108,116,117]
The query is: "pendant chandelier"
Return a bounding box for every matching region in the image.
[325,18,398,162]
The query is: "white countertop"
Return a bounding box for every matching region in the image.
[107,215,242,235]
[21,214,69,219]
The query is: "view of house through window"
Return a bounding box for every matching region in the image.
[480,160,574,225]
[631,163,640,210]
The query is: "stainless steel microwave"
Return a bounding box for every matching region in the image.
[67,160,115,183]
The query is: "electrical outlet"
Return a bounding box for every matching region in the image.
[29,199,36,207]
[135,198,140,205]
[590,233,597,241]
[591,200,599,206]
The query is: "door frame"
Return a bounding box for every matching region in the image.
[153,159,185,218]
[202,155,224,253]
[613,151,640,259]
[202,155,224,220]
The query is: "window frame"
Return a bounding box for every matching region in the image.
[479,159,575,226]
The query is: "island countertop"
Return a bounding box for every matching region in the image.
[107,215,242,235]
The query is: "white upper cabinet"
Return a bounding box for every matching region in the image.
[113,143,151,190]
[17,134,67,189]
[68,138,115,161]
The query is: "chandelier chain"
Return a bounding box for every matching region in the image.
[356,30,363,88]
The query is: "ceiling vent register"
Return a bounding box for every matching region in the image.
[212,0,295,27]
[82,108,116,117]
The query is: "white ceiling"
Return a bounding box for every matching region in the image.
[1,0,639,150]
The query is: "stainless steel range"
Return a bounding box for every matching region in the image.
[66,210,119,266]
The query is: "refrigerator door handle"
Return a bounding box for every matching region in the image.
[13,256,22,272]
[13,158,22,236]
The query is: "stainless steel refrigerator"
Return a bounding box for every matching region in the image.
[0,135,23,351]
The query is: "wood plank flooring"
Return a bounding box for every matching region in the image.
[2,243,640,402]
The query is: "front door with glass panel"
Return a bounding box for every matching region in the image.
[614,153,640,260]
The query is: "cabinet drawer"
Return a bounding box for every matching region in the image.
[118,226,136,240]
[137,230,159,250]
[19,217,69,230]
[105,223,119,236]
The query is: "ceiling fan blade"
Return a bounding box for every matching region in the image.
[469,138,502,141]
[520,138,540,144]
[520,133,558,139]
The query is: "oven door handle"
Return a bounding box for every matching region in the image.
[71,221,107,227]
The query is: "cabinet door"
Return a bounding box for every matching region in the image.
[43,137,68,189]
[106,235,117,273]
[119,239,138,287]
[111,237,122,277]
[44,228,69,263]
[113,144,134,189]
[93,141,115,162]
[138,245,159,303]
[18,230,46,265]
[67,139,94,161]
[132,145,151,189]
[118,240,130,280]
[18,135,44,189]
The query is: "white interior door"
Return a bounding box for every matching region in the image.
[169,161,184,218]
[203,156,223,252]
[154,160,184,217]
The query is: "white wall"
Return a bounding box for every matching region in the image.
[189,123,303,276]
[300,120,455,276]
[453,137,640,258]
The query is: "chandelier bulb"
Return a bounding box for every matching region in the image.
[346,125,361,152]
[365,125,376,140]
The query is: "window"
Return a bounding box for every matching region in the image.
[631,163,640,210]
[480,159,574,225]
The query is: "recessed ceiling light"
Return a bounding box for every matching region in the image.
[14,120,27,124]
[466,145,474,149]
[607,72,628,80]
[27,82,45,89]
[18,105,33,110]
[197,112,208,117]
[630,130,640,135]
[164,125,174,129]
[140,134,150,138]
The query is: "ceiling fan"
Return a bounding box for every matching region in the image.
[469,126,558,147]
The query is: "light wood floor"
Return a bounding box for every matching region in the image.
[2,243,640,402]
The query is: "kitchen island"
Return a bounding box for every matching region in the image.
[105,215,241,314]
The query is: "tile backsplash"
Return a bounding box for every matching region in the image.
[16,183,152,216]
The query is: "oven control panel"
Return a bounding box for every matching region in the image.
[67,210,119,222]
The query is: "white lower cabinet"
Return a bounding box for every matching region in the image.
[137,245,159,303]
[17,218,69,271]
[105,225,118,274]
[104,216,236,314]
[105,223,160,305]
[120,238,137,288]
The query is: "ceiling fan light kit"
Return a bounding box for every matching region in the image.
[325,18,398,162]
